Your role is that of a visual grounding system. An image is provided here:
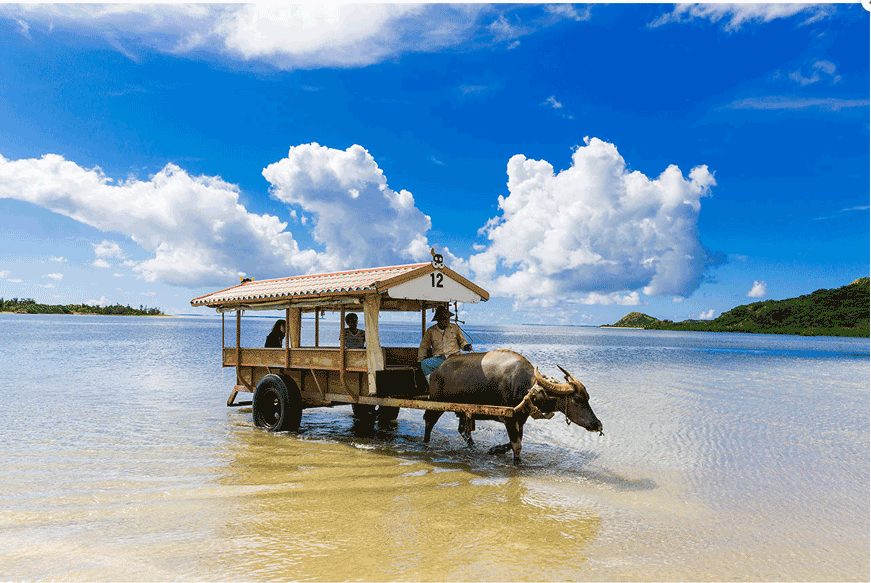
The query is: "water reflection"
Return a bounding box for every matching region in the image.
[1,315,867,581]
[213,421,603,581]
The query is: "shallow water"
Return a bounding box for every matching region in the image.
[0,314,867,581]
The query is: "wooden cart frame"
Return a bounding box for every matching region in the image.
[191,261,519,430]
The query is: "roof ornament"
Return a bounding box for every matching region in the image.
[240,276,254,284]
[430,247,444,270]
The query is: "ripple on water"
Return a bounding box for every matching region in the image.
[0,316,867,581]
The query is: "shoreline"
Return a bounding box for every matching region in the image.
[1,311,177,317]
[599,324,867,339]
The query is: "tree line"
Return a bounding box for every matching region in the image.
[605,277,869,338]
[0,297,164,316]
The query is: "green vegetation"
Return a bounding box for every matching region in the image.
[0,297,164,316]
[609,312,661,328]
[604,277,869,338]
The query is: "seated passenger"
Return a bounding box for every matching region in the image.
[344,313,365,349]
[418,306,472,381]
[265,319,286,348]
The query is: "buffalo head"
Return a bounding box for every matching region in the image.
[534,366,603,434]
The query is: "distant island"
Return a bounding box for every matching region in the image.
[0,297,164,316]
[604,277,869,338]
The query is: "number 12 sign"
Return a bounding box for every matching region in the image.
[389,270,484,303]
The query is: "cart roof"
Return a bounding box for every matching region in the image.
[190,262,489,310]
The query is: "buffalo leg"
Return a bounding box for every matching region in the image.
[457,413,475,448]
[423,410,444,443]
[487,416,516,456]
[504,419,524,465]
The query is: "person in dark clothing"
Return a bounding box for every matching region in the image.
[265,319,286,348]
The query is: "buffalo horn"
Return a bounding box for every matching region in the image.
[534,367,576,395]
[556,364,579,383]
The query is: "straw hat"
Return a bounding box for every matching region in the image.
[432,305,453,321]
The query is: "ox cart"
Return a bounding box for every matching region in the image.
[190,259,525,430]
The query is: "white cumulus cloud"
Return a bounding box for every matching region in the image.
[87,296,108,307]
[747,280,767,298]
[0,270,10,278]
[573,291,643,306]
[0,5,579,71]
[0,153,321,287]
[1,147,437,288]
[468,137,718,304]
[44,273,63,281]
[263,143,433,272]
[2,139,722,305]
[211,4,483,69]
[698,309,716,320]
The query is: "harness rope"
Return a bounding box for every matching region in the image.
[513,384,556,420]
[514,378,605,437]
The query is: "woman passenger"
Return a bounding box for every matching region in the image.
[265,319,286,348]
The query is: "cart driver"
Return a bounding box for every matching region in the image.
[418,305,472,383]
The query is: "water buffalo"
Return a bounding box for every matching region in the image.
[423,349,602,463]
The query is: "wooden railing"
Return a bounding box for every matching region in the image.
[223,347,368,372]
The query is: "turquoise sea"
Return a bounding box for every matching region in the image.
[0,313,867,581]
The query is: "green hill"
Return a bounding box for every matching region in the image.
[0,297,164,316]
[607,311,662,328]
[605,277,869,337]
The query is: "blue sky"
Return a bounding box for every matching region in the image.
[0,3,868,325]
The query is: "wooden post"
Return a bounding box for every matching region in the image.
[235,309,241,386]
[223,311,235,405]
[315,309,320,347]
[339,305,356,399]
[288,307,301,349]
[421,306,427,336]
[340,305,346,372]
[363,294,384,396]
[285,307,290,369]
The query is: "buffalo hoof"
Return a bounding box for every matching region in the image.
[513,456,522,466]
[488,443,512,455]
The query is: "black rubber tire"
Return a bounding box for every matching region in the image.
[351,403,377,421]
[377,406,400,424]
[252,374,302,432]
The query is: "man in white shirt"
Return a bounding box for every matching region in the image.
[418,305,472,381]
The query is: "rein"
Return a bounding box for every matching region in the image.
[514,382,571,422]
[513,385,554,420]
[563,396,571,425]
[517,382,604,436]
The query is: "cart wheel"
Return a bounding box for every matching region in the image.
[351,403,377,421]
[378,406,400,425]
[253,374,302,432]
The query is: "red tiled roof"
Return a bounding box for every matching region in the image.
[190,263,428,307]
